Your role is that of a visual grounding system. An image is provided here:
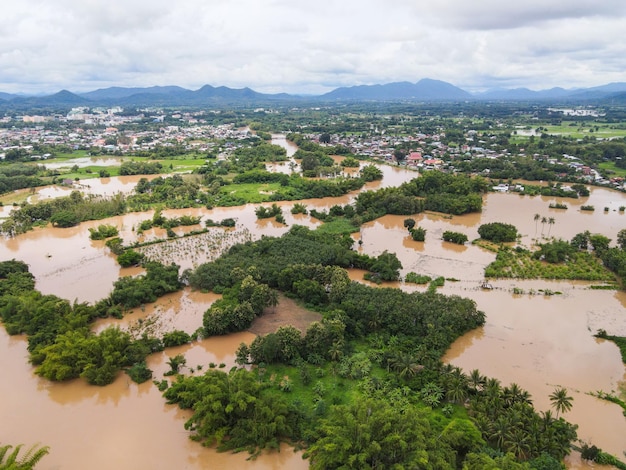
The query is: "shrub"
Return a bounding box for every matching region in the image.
[126,361,153,383]
[404,272,432,284]
[581,205,595,211]
[89,224,119,240]
[117,249,144,267]
[478,222,518,243]
[162,330,192,348]
[442,231,468,245]
[410,227,426,241]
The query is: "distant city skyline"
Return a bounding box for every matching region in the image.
[2,0,626,95]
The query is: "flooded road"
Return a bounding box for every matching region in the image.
[1,137,626,468]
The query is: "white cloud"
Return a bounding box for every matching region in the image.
[0,0,625,94]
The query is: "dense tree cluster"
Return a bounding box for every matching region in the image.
[0,163,45,195]
[0,260,186,386]
[478,222,519,243]
[1,191,126,236]
[443,231,469,244]
[119,160,162,176]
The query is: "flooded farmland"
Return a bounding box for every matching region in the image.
[1,136,625,469]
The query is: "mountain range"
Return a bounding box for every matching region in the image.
[2,79,626,109]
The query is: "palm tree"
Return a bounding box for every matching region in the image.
[489,415,511,449]
[534,213,540,236]
[446,377,468,404]
[468,369,486,394]
[540,216,548,237]
[0,443,49,470]
[505,429,531,460]
[549,387,573,418]
[547,217,555,237]
[389,352,423,380]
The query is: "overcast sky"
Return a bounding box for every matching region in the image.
[2,0,626,95]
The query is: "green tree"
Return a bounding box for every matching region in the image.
[549,387,573,418]
[388,352,423,380]
[547,217,555,237]
[534,213,540,237]
[50,210,80,228]
[305,398,451,469]
[617,229,626,250]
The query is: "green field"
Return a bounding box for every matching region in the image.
[543,121,626,139]
[598,161,626,178]
[219,182,281,203]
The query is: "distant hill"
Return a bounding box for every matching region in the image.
[475,87,572,100]
[475,82,626,101]
[79,86,189,101]
[0,92,18,101]
[6,90,90,108]
[3,79,626,109]
[322,79,471,101]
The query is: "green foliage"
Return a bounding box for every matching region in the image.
[126,361,153,384]
[163,368,294,453]
[359,164,383,181]
[549,387,573,418]
[579,442,626,469]
[290,203,308,215]
[0,260,35,296]
[410,226,427,241]
[119,160,162,175]
[443,231,469,244]
[0,443,50,470]
[485,246,614,281]
[368,250,403,281]
[88,224,119,240]
[165,354,186,375]
[203,276,277,336]
[35,327,134,386]
[305,398,456,469]
[340,156,360,167]
[105,237,124,255]
[404,272,432,284]
[2,191,126,235]
[580,205,595,211]
[403,218,416,230]
[533,240,576,264]
[478,222,518,243]
[255,203,282,219]
[117,249,143,267]
[109,262,182,309]
[162,330,192,348]
[50,210,80,228]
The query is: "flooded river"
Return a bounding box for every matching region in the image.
[1,135,625,468]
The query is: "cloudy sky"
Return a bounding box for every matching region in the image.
[2,0,625,95]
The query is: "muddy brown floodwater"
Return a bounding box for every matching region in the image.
[1,137,626,469]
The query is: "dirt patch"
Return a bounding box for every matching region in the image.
[248,294,322,335]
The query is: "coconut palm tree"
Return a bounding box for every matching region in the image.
[389,352,423,380]
[547,217,555,237]
[0,443,49,470]
[540,216,548,237]
[489,415,511,449]
[549,387,573,418]
[446,376,469,404]
[533,213,540,236]
[468,369,486,394]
